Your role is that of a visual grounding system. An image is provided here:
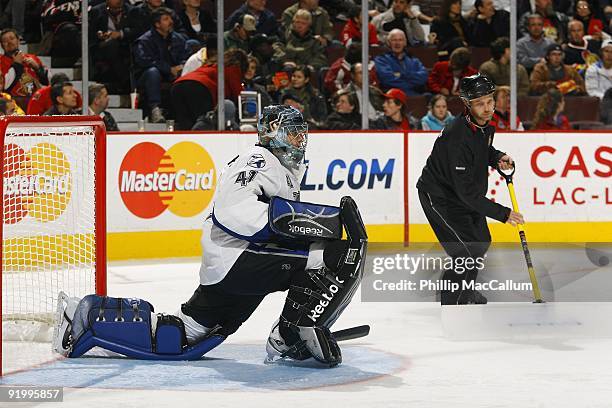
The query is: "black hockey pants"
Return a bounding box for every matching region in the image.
[418,190,491,305]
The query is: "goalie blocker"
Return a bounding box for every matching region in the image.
[53,196,367,365]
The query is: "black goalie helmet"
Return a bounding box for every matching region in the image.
[459,73,496,102]
[257,105,308,169]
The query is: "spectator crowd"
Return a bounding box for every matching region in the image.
[1,0,612,130]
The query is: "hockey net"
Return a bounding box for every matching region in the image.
[1,116,107,375]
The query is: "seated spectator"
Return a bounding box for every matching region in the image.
[0,28,48,97]
[280,91,305,113]
[281,0,333,45]
[3,0,25,41]
[518,0,569,43]
[243,55,273,107]
[430,0,472,49]
[278,90,323,128]
[43,82,78,115]
[171,49,247,130]
[177,0,215,45]
[280,65,327,125]
[374,29,427,95]
[572,0,609,41]
[268,67,292,99]
[548,0,572,15]
[126,0,182,42]
[599,87,612,124]
[564,19,601,71]
[371,0,426,45]
[427,47,477,95]
[340,6,378,46]
[133,7,189,123]
[88,0,132,93]
[192,99,240,130]
[470,0,510,47]
[279,9,328,70]
[41,0,82,67]
[27,73,83,115]
[480,37,530,96]
[530,43,586,95]
[369,88,412,130]
[420,94,454,130]
[183,43,217,75]
[319,0,356,21]
[87,83,119,131]
[0,99,8,116]
[226,0,280,38]
[403,1,434,24]
[0,76,24,115]
[323,41,378,95]
[249,33,282,78]
[224,14,257,52]
[343,62,385,120]
[585,39,612,98]
[532,88,571,129]
[517,14,555,71]
[489,85,524,130]
[324,89,361,130]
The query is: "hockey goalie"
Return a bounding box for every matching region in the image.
[53,105,368,368]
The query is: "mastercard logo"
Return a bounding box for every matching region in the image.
[119,141,216,219]
[2,143,72,224]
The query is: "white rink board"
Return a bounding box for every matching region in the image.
[105,131,610,237]
[409,132,612,223]
[298,131,404,225]
[106,133,245,233]
[106,132,405,233]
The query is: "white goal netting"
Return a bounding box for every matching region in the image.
[2,125,101,347]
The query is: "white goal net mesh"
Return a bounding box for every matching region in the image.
[2,125,99,344]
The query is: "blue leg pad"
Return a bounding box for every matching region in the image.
[70,332,225,361]
[68,295,226,360]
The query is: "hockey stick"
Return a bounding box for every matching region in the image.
[333,325,370,342]
[497,163,544,303]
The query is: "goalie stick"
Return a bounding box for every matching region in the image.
[332,325,370,342]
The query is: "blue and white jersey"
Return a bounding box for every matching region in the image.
[199,146,305,285]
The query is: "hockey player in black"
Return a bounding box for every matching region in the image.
[417,74,524,305]
[53,106,367,367]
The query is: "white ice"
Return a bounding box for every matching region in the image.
[2,257,612,408]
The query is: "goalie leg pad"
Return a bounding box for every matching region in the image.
[295,325,342,367]
[279,195,368,329]
[283,235,366,328]
[267,197,368,366]
[265,317,341,367]
[69,295,155,357]
[154,314,188,355]
[64,294,225,360]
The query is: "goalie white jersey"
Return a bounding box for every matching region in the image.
[199,146,306,285]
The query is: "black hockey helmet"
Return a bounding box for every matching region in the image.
[459,73,496,101]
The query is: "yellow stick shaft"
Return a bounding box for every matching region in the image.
[507,180,543,302]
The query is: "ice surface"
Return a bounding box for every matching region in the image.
[2,256,612,408]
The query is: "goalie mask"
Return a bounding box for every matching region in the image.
[257,105,308,169]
